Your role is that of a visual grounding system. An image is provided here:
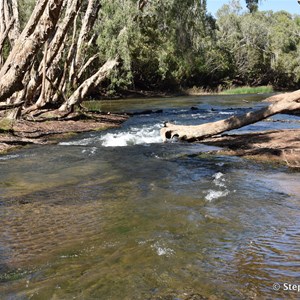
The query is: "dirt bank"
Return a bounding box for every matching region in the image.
[202,129,300,168]
[0,112,128,154]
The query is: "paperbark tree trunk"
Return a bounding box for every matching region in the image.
[0,0,148,119]
[75,0,100,64]
[59,58,119,112]
[161,91,300,142]
[7,0,20,45]
[23,0,82,110]
[0,0,20,65]
[0,17,15,56]
[69,0,100,86]
[0,0,64,102]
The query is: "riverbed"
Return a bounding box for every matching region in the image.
[0,95,300,299]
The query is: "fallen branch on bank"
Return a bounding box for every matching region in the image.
[161,90,300,142]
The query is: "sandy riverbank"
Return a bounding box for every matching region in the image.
[202,129,300,168]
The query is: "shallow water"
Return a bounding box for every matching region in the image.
[0,95,300,299]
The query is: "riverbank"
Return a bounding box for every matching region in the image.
[202,129,300,168]
[0,112,128,154]
[1,96,300,169]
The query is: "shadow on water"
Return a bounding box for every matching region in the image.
[0,95,300,299]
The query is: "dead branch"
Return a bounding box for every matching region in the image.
[161,90,300,142]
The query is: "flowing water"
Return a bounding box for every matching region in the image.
[0,95,300,299]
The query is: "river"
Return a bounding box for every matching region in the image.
[0,95,300,299]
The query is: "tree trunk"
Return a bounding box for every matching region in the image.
[59,58,119,112]
[69,0,100,86]
[161,91,300,142]
[0,0,64,102]
[77,53,98,82]
[23,0,82,111]
[7,0,20,46]
[35,40,49,108]
[0,0,19,65]
[0,17,15,56]
[76,0,100,54]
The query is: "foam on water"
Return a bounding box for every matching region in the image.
[0,154,20,161]
[205,172,231,201]
[213,172,226,187]
[219,111,234,115]
[205,189,230,201]
[82,147,97,156]
[59,123,163,147]
[60,137,95,146]
[99,123,163,147]
[151,242,175,257]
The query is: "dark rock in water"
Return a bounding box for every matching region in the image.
[19,199,30,205]
[190,106,198,111]
[127,109,163,116]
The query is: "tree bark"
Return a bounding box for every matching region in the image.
[77,53,98,82]
[75,0,100,66]
[0,100,24,110]
[69,0,100,86]
[7,0,20,46]
[0,0,64,102]
[0,17,15,55]
[59,58,119,112]
[0,0,19,65]
[23,0,82,110]
[19,0,48,38]
[46,0,82,69]
[161,91,300,142]
[35,40,49,108]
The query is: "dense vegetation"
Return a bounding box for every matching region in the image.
[97,0,300,92]
[0,0,300,119]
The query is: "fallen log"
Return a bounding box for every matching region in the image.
[161,90,300,142]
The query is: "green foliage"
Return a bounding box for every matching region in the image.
[18,0,36,27]
[12,0,300,94]
[221,85,273,94]
[96,0,139,92]
[215,1,300,89]
[0,118,13,132]
[94,0,300,92]
[96,0,215,91]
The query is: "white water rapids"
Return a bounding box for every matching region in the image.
[60,123,163,147]
[100,123,163,147]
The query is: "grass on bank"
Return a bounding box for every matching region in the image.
[220,85,274,95]
[0,118,14,133]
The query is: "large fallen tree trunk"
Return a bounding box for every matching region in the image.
[161,90,300,142]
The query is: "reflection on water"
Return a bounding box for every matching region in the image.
[0,95,300,299]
